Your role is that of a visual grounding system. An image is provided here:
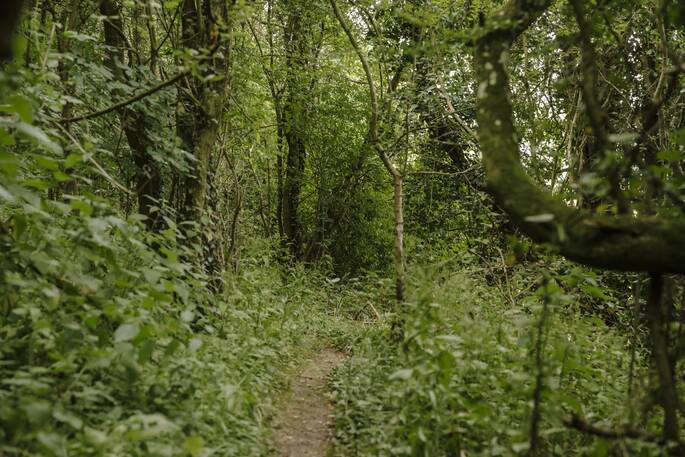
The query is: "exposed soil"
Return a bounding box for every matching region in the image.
[272,348,347,457]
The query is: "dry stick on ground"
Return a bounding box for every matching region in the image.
[330,0,406,302]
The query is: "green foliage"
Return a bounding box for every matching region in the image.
[0,198,325,457]
[3,0,685,455]
[332,261,654,456]
[0,74,340,455]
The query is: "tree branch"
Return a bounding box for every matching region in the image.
[329,0,398,179]
[564,413,661,443]
[473,0,685,273]
[60,70,188,124]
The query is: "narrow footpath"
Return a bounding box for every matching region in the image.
[272,348,347,457]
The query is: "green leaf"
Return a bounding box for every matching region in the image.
[184,435,204,457]
[114,323,139,343]
[0,184,16,203]
[36,432,66,457]
[34,155,60,171]
[524,213,554,223]
[9,95,33,123]
[64,153,82,168]
[657,150,685,162]
[24,178,52,191]
[389,368,413,381]
[53,170,71,182]
[671,128,685,145]
[0,149,19,177]
[14,122,62,155]
[53,409,83,430]
[62,31,96,42]
[70,199,93,217]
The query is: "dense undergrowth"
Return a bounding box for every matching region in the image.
[331,257,657,457]
[0,192,369,457]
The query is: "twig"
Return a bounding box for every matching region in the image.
[434,70,479,144]
[61,37,223,125]
[55,123,133,195]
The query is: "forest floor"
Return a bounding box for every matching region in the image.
[271,348,348,457]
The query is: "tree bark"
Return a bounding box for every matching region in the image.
[0,0,24,62]
[280,2,310,259]
[646,274,681,444]
[176,0,230,269]
[393,174,406,302]
[100,0,163,231]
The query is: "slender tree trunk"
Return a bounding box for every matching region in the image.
[51,0,82,198]
[330,0,406,301]
[646,274,681,445]
[275,108,285,238]
[393,174,405,301]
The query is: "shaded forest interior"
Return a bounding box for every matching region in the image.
[2,0,685,455]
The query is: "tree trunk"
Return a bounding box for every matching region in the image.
[279,4,310,260]
[0,0,24,62]
[330,0,406,302]
[176,0,230,270]
[393,174,405,302]
[100,0,163,231]
[646,274,681,444]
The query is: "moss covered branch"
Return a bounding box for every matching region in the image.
[473,0,685,273]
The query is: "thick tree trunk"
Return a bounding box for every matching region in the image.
[0,0,24,62]
[279,5,310,260]
[281,117,305,258]
[176,0,230,271]
[100,0,163,230]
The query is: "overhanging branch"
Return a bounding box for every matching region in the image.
[473,0,685,273]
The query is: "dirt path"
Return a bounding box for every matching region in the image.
[272,348,347,457]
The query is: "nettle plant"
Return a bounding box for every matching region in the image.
[0,61,219,454]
